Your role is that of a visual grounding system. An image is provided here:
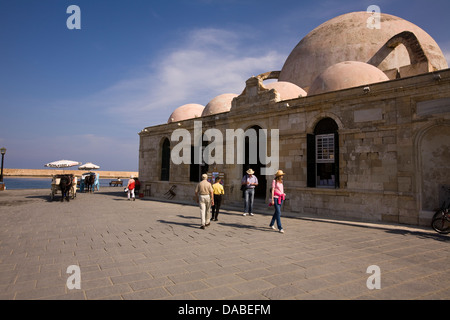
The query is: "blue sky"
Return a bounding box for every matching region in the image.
[0,0,449,171]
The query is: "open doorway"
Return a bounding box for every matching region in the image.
[242,125,267,200]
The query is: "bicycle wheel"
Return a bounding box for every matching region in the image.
[431,210,450,234]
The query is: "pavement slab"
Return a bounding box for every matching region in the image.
[1,187,450,301]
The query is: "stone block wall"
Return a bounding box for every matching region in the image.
[139,69,450,226]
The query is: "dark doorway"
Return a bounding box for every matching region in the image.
[161,138,170,181]
[243,125,267,199]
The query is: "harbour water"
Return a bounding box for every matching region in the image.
[1,177,122,190]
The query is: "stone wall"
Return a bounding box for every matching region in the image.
[139,69,450,226]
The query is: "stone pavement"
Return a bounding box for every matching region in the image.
[1,187,449,301]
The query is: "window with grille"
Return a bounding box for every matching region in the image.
[307,118,340,188]
[316,134,335,163]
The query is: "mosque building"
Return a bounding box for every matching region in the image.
[138,11,450,226]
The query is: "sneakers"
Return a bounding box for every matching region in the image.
[243,213,254,216]
[242,213,247,216]
[249,213,254,216]
[269,225,284,233]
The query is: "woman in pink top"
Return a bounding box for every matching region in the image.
[270,170,286,233]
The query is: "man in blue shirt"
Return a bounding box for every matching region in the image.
[241,168,258,216]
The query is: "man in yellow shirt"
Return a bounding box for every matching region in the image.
[212,177,224,221]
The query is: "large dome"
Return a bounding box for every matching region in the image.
[202,93,238,116]
[263,81,307,100]
[167,103,205,123]
[279,11,448,91]
[308,61,390,95]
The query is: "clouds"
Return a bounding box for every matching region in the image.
[97,27,285,127]
[2,26,286,171]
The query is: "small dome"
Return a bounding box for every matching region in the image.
[263,81,307,100]
[308,61,390,95]
[201,93,238,116]
[167,103,205,123]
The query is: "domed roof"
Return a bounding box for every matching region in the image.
[263,81,307,100]
[279,11,448,91]
[167,103,205,123]
[201,93,238,116]
[308,61,389,95]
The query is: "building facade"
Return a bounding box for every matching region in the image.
[138,12,450,226]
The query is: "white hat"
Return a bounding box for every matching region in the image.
[246,169,255,175]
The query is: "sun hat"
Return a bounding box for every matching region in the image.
[201,173,208,180]
[246,169,255,175]
[275,170,285,177]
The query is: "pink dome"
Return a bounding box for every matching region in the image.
[263,81,307,100]
[202,93,238,116]
[167,103,205,123]
[279,12,448,91]
[308,61,390,95]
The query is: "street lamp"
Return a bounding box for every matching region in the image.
[0,147,6,185]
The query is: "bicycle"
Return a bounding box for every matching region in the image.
[431,199,450,234]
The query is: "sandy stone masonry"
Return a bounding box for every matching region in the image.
[138,12,450,227]
[139,69,450,227]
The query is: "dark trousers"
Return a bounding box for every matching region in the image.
[212,194,222,219]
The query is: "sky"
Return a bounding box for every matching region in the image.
[0,0,449,172]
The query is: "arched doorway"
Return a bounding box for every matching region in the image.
[419,125,450,211]
[243,125,267,199]
[307,118,340,188]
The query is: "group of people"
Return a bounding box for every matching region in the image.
[195,168,286,233]
[125,175,140,201]
[194,174,225,229]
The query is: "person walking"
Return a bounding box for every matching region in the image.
[270,170,286,233]
[211,177,224,221]
[127,175,136,201]
[195,173,214,229]
[241,169,258,216]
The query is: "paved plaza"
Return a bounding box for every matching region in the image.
[0,187,449,300]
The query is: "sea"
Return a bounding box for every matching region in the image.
[2,177,119,190]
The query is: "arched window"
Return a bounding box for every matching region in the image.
[161,138,170,181]
[307,118,339,188]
